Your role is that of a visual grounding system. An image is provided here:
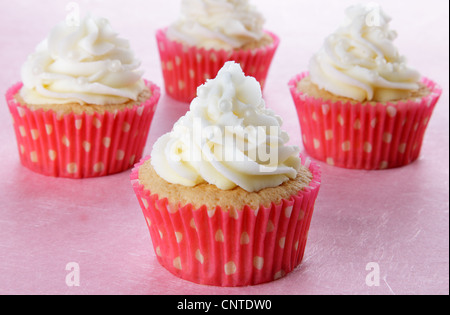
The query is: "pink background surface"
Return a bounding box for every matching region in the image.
[0,0,448,295]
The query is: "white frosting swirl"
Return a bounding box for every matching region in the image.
[151,61,301,192]
[167,0,266,50]
[309,3,421,102]
[20,15,145,105]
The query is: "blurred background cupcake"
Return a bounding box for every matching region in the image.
[156,0,280,103]
[6,14,161,178]
[289,3,442,170]
[131,62,321,286]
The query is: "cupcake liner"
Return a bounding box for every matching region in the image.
[6,80,161,178]
[130,155,321,287]
[289,73,442,170]
[156,28,280,103]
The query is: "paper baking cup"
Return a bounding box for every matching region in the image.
[6,81,160,178]
[289,73,442,170]
[156,28,280,103]
[131,155,321,287]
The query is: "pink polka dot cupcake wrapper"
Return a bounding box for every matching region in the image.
[130,155,321,287]
[156,28,280,103]
[6,80,161,178]
[289,73,442,170]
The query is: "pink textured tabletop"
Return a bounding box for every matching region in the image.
[0,0,448,295]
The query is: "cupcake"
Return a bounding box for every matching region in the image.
[289,3,442,170]
[156,0,280,103]
[6,15,160,178]
[131,62,321,286]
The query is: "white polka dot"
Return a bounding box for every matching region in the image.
[322,104,330,115]
[159,230,163,239]
[82,141,91,153]
[363,142,373,153]
[312,112,318,121]
[20,145,25,154]
[30,151,38,163]
[189,69,195,79]
[298,210,305,221]
[337,115,345,126]
[387,106,397,118]
[195,250,204,264]
[122,122,131,133]
[45,124,53,135]
[175,232,183,243]
[325,130,334,140]
[116,150,125,161]
[342,141,351,152]
[313,139,321,149]
[207,209,216,218]
[156,246,162,257]
[178,80,186,90]
[93,162,105,173]
[62,136,70,147]
[224,262,237,275]
[383,133,393,143]
[284,206,293,218]
[103,137,111,148]
[93,118,102,128]
[215,230,224,242]
[75,119,82,130]
[67,163,78,174]
[141,198,149,209]
[274,270,286,280]
[173,257,182,270]
[145,217,151,227]
[240,232,250,245]
[414,123,419,131]
[129,155,136,166]
[31,129,39,140]
[229,208,239,219]
[266,220,275,233]
[166,61,173,71]
[279,237,286,248]
[354,119,362,130]
[19,126,27,137]
[398,143,407,154]
[48,150,57,161]
[380,161,389,170]
[326,157,335,166]
[17,107,26,117]
[190,218,197,230]
[136,106,144,116]
[423,117,429,125]
[370,118,378,128]
[253,257,264,270]
[167,204,178,214]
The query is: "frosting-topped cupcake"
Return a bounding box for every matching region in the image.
[166,0,273,51]
[131,62,321,286]
[289,3,442,170]
[6,15,160,178]
[20,15,146,107]
[156,0,280,102]
[307,3,422,103]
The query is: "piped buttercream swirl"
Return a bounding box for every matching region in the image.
[309,3,421,102]
[20,15,145,105]
[167,0,266,50]
[151,61,301,192]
